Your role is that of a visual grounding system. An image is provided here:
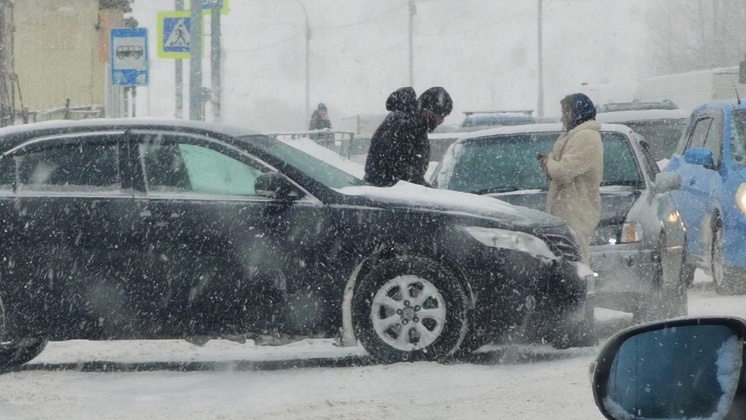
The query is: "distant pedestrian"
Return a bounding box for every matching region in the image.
[539,92,603,263]
[309,103,332,131]
[364,86,452,187]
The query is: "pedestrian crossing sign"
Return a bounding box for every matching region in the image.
[157,11,202,59]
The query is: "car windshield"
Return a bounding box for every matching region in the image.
[622,119,687,161]
[438,132,641,193]
[241,134,364,189]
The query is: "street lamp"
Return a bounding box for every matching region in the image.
[537,0,544,117]
[293,0,311,121]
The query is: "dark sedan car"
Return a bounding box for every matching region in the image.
[0,119,593,369]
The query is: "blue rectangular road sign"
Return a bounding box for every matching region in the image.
[110,28,149,86]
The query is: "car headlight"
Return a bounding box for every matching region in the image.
[620,222,643,243]
[736,183,746,215]
[593,222,642,245]
[462,226,556,260]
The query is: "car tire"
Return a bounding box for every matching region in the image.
[712,225,746,295]
[0,296,47,371]
[634,252,690,323]
[352,256,468,363]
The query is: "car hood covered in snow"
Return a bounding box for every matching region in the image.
[337,181,566,229]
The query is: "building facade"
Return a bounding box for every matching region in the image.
[1,0,131,124]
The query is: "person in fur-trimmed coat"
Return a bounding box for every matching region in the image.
[539,93,603,263]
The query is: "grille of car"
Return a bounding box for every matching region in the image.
[539,232,582,262]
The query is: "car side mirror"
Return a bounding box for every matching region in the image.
[254,172,304,202]
[592,317,746,420]
[653,172,681,194]
[684,147,715,168]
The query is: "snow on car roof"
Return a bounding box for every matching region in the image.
[455,122,634,142]
[595,109,689,123]
[0,117,261,138]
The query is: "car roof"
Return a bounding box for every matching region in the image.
[455,122,634,143]
[694,100,746,113]
[595,109,689,123]
[0,118,260,142]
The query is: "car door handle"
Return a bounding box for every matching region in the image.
[139,210,152,218]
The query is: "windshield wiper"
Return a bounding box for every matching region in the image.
[471,186,521,195]
[600,180,644,187]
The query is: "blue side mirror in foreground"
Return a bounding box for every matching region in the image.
[592,317,746,420]
[684,147,715,168]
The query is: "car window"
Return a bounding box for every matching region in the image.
[139,135,265,196]
[439,131,641,193]
[623,119,687,161]
[631,132,660,178]
[10,142,121,192]
[732,110,746,163]
[687,118,712,150]
[703,113,723,167]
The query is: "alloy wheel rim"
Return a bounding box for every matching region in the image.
[370,275,447,351]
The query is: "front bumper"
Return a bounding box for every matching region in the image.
[465,246,594,341]
[590,243,660,312]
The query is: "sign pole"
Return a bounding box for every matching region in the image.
[211,0,221,122]
[175,0,184,118]
[189,0,203,121]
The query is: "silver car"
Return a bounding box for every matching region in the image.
[431,123,692,322]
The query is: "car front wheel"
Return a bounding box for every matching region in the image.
[712,225,746,295]
[352,256,468,363]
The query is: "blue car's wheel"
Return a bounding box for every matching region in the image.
[712,225,746,295]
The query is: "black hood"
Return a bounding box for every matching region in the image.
[386,87,418,115]
[337,184,566,230]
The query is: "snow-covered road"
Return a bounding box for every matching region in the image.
[1,272,743,420]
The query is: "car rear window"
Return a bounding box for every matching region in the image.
[438,132,641,193]
[14,143,121,192]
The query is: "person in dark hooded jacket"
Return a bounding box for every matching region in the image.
[539,92,603,263]
[385,86,417,115]
[364,86,452,187]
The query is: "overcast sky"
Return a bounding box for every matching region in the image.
[133,0,653,131]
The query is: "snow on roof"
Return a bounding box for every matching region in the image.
[596,109,689,123]
[454,123,634,143]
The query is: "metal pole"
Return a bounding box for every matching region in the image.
[408,0,415,86]
[305,21,311,122]
[211,0,222,122]
[175,0,184,118]
[293,1,310,121]
[189,0,203,121]
[537,0,544,117]
[132,87,137,118]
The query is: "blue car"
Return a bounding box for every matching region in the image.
[664,101,746,294]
